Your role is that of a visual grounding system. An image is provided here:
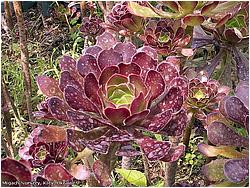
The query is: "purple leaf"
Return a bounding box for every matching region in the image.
[224,28,242,43]
[130,92,148,114]
[170,77,189,99]
[114,42,136,62]
[98,49,123,70]
[224,158,249,183]
[104,107,130,125]
[107,129,134,142]
[47,97,69,121]
[83,46,102,58]
[129,74,147,96]
[99,66,119,87]
[138,137,171,161]
[96,31,117,50]
[64,86,100,114]
[220,96,248,127]
[232,47,249,81]
[59,71,83,92]
[85,137,110,154]
[67,110,110,132]
[106,74,128,86]
[115,144,141,157]
[1,172,18,187]
[161,145,185,162]
[131,52,157,78]
[36,76,63,98]
[137,46,158,60]
[157,61,179,85]
[84,73,102,107]
[143,110,172,132]
[93,160,112,187]
[236,81,249,109]
[207,122,248,147]
[124,110,150,126]
[145,70,165,101]
[118,62,141,76]
[158,87,183,113]
[44,164,73,181]
[201,1,219,15]
[183,15,205,26]
[160,109,188,136]
[1,158,31,182]
[77,54,101,78]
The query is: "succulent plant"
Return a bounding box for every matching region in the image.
[140,19,191,55]
[80,16,105,37]
[198,81,249,186]
[34,31,189,171]
[185,72,230,120]
[105,2,144,35]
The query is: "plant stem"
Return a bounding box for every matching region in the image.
[83,155,100,187]
[121,156,132,169]
[141,149,151,186]
[4,1,14,31]
[183,112,195,149]
[13,1,33,122]
[164,136,178,187]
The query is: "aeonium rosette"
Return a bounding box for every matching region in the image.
[34,31,189,165]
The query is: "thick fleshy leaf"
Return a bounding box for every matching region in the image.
[158,87,183,113]
[129,74,147,96]
[106,129,134,142]
[47,97,69,121]
[70,164,90,181]
[138,137,171,161]
[183,15,204,26]
[198,143,248,159]
[161,145,185,162]
[145,70,165,101]
[236,81,249,109]
[137,46,158,60]
[143,110,172,132]
[99,66,119,87]
[93,160,112,187]
[157,62,179,85]
[67,127,109,142]
[85,137,110,154]
[106,74,128,86]
[160,109,187,136]
[130,92,148,114]
[232,47,249,81]
[98,49,123,70]
[116,144,141,157]
[96,31,117,50]
[64,86,100,114]
[67,110,109,132]
[84,73,102,106]
[127,2,161,18]
[1,172,18,187]
[36,76,63,98]
[77,54,101,78]
[201,2,219,15]
[114,42,136,62]
[44,163,73,181]
[104,107,130,125]
[118,62,141,76]
[224,158,249,183]
[225,28,242,44]
[59,71,83,92]
[170,77,188,99]
[192,26,214,49]
[125,110,150,126]
[132,52,157,78]
[220,96,248,126]
[1,158,31,182]
[83,46,102,58]
[207,122,248,147]
[216,14,231,28]
[41,125,66,143]
[59,55,83,85]
[162,1,179,12]
[178,1,197,13]
[202,159,227,182]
